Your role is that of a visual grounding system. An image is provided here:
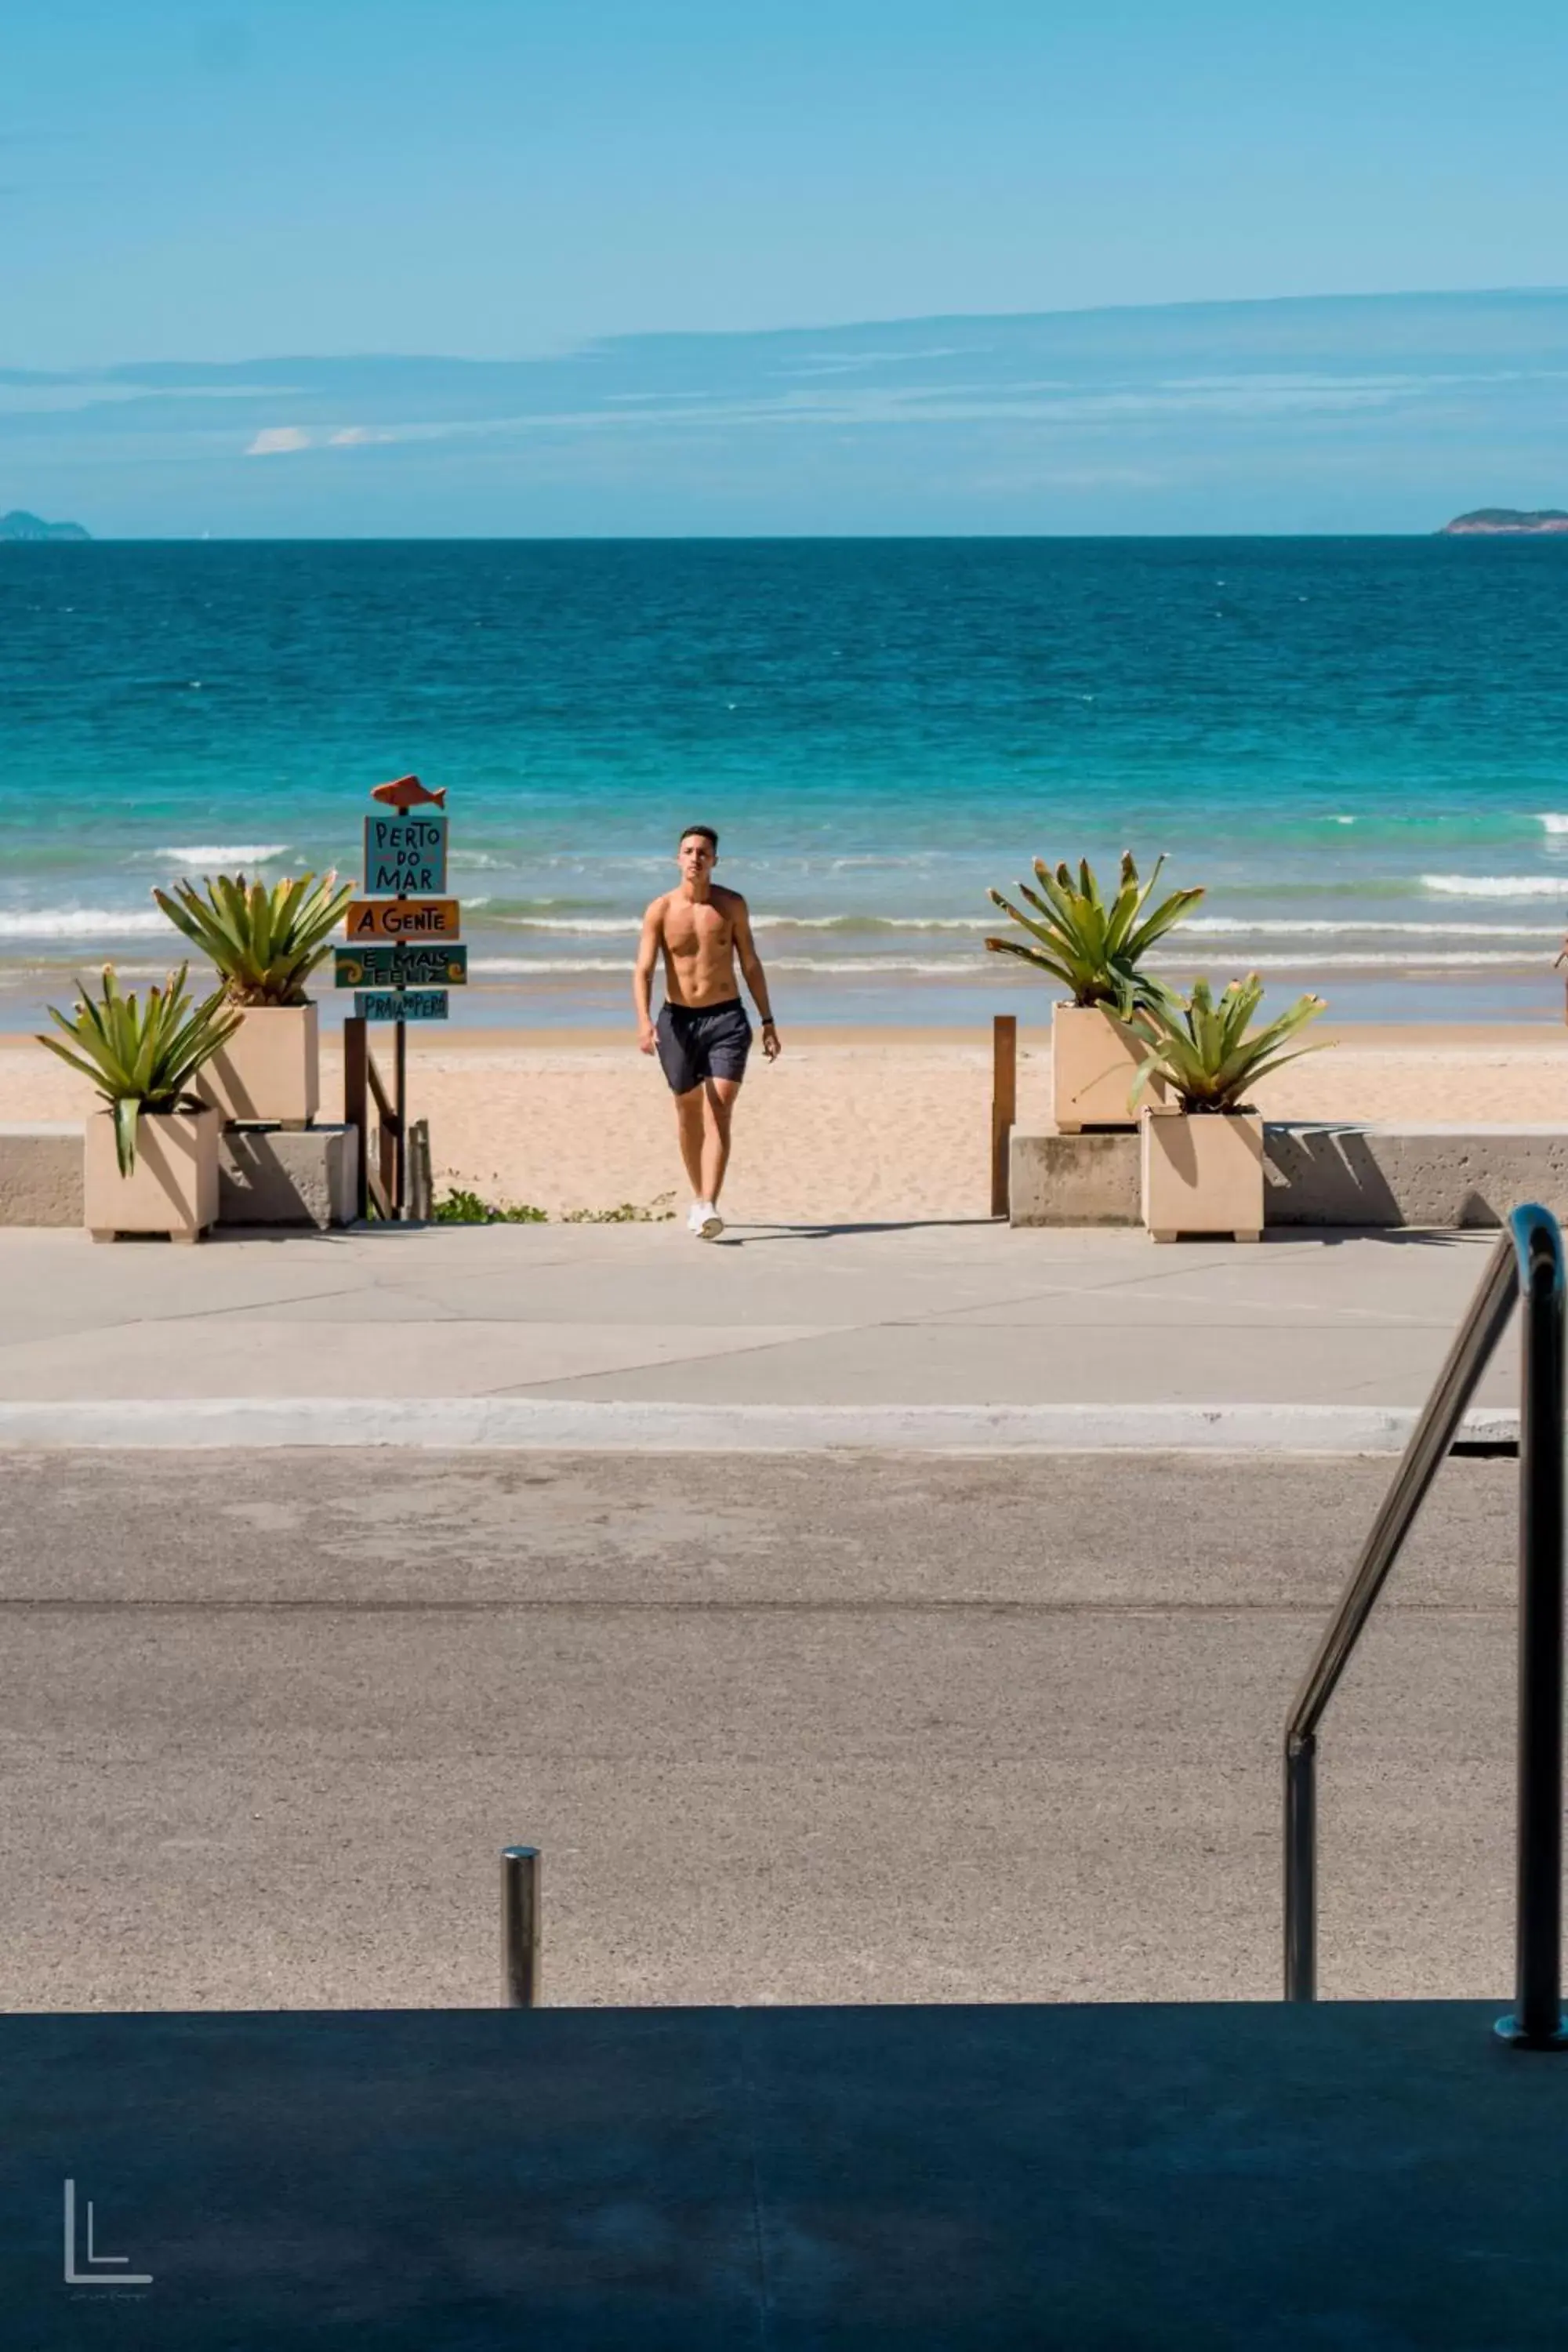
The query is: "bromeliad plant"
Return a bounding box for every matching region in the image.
[152,870,353,1007]
[37,964,243,1175]
[984,852,1204,1018]
[1128,975,1327,1113]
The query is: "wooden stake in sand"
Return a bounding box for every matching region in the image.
[991,1014,1017,1219]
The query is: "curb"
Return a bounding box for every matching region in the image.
[0,1399,1523,1453]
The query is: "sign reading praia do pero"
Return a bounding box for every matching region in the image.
[363,815,448,895]
[354,989,449,1022]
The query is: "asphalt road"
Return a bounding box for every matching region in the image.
[0,1446,1530,2013]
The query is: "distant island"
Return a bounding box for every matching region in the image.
[1439,508,1568,535]
[0,509,91,542]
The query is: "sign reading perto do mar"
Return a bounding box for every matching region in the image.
[363,814,448,896]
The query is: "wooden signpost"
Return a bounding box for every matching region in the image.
[340,780,465,1218]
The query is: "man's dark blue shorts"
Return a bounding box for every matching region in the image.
[655,997,753,1093]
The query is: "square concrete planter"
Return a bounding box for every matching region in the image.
[85,1105,220,1242]
[197,1003,320,1127]
[1141,1105,1264,1242]
[1052,1003,1163,1131]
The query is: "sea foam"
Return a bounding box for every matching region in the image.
[1185,918,1555,938]
[154,844,291,866]
[493,913,988,935]
[0,908,170,938]
[1421,875,1567,899]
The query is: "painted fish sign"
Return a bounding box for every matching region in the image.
[364,815,448,896]
[336,944,468,989]
[369,774,446,813]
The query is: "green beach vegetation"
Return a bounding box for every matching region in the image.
[433,1188,549,1224]
[432,1189,676,1224]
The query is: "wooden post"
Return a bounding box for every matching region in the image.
[991,1014,1017,1220]
[344,1016,369,1223]
[394,1013,408,1219]
[408,1118,433,1222]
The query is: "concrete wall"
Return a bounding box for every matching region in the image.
[1010,1121,1568,1229]
[1263,1123,1568,1229]
[0,1123,359,1230]
[219,1126,359,1231]
[0,1125,84,1226]
[1006,1128,1141,1226]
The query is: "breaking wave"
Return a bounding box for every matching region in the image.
[492,912,989,935]
[473,956,989,978]
[1185,918,1556,938]
[152,844,292,866]
[1421,875,1567,899]
[0,907,170,938]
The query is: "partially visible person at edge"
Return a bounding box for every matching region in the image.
[633,826,782,1240]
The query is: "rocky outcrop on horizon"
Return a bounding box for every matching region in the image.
[1440,508,1568,534]
[0,510,91,541]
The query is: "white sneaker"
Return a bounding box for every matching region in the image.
[695,1201,724,1240]
[686,1200,706,1233]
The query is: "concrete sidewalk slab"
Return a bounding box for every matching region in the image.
[0,1221,1516,1421]
[0,1320,829,1403]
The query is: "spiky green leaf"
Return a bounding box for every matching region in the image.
[1129,977,1327,1112]
[152,869,353,1006]
[35,962,243,1171]
[985,851,1204,1013]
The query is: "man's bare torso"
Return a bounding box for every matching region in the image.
[651,882,746,1008]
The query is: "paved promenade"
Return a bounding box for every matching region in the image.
[0,1445,1526,2014]
[0,1221,1517,1432]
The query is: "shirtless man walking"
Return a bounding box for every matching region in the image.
[634,826,781,1238]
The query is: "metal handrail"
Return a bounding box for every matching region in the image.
[1283,1203,1567,2049]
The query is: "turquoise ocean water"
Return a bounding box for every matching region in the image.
[3,537,1568,1031]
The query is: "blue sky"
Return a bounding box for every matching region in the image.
[2,2,1566,531]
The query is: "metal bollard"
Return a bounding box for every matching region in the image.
[501,1846,541,2008]
[408,1118,434,1222]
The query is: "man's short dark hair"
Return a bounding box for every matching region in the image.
[680,825,719,852]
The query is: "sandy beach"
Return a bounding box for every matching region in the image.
[7,1019,1568,1222]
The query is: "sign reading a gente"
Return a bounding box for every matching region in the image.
[363,815,448,896]
[345,898,461,942]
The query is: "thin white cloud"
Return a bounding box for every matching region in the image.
[213,378,1396,457]
[965,463,1164,492]
[775,344,985,378]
